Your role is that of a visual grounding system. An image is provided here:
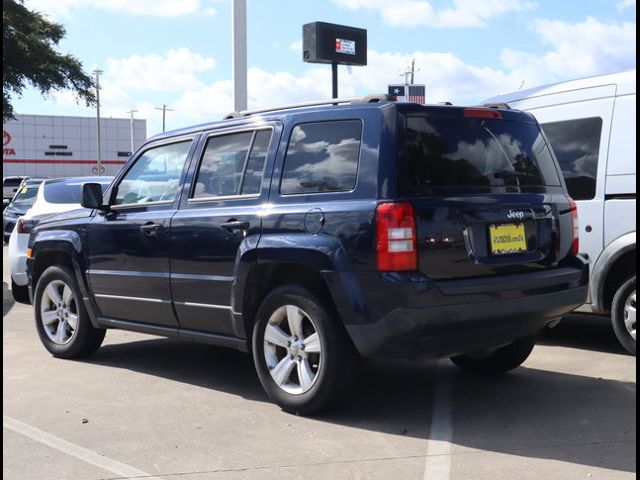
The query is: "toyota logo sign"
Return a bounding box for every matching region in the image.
[3,130,10,146]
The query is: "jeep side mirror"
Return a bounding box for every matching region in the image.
[81,183,108,211]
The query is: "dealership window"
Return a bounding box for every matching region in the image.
[541,117,603,201]
[192,129,271,199]
[113,140,192,206]
[280,120,362,194]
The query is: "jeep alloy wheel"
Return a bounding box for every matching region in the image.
[263,305,322,395]
[40,279,78,345]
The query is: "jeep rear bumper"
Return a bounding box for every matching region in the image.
[329,258,589,359]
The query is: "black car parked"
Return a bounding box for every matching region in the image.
[23,96,588,414]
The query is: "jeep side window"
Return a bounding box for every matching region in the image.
[541,117,603,201]
[113,140,192,205]
[280,120,362,194]
[192,129,271,199]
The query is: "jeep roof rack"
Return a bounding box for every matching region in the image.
[224,93,393,119]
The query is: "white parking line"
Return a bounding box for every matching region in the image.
[423,361,454,480]
[3,415,161,480]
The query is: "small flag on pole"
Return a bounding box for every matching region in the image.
[407,84,426,104]
[387,84,405,101]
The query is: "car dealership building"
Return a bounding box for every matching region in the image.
[3,114,147,178]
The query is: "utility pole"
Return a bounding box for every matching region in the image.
[126,109,138,153]
[155,104,174,132]
[92,69,103,175]
[232,0,248,111]
[400,59,417,86]
[410,58,415,85]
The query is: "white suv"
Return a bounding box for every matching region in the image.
[485,70,636,354]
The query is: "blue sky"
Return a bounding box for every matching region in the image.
[14,0,637,135]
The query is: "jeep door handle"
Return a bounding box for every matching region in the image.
[221,220,250,232]
[139,222,162,236]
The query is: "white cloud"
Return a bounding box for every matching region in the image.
[332,0,537,28]
[617,0,636,9]
[25,0,217,18]
[105,48,216,92]
[501,17,636,83]
[290,41,303,52]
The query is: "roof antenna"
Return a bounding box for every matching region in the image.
[518,80,525,90]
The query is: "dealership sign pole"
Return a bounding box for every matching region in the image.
[232,0,248,112]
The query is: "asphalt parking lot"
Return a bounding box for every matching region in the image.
[2,246,636,480]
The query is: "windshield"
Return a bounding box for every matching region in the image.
[43,179,111,204]
[11,185,39,206]
[398,115,562,194]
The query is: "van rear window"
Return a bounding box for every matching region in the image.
[398,115,561,194]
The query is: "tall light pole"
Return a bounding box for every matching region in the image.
[126,109,137,153]
[232,0,247,112]
[93,69,103,175]
[155,104,174,132]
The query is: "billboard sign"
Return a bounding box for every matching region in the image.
[303,22,367,66]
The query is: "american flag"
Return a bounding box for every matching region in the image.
[407,84,426,104]
[387,84,405,101]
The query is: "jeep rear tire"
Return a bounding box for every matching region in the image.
[252,285,355,415]
[450,337,535,373]
[34,266,105,359]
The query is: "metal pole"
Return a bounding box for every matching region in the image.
[93,69,103,175]
[155,104,174,132]
[331,62,338,99]
[127,109,137,153]
[232,0,248,111]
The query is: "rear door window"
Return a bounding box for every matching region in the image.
[398,115,561,194]
[541,117,602,201]
[280,120,362,194]
[192,129,272,199]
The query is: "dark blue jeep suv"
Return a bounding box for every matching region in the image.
[24,96,588,414]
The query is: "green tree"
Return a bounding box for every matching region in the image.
[3,0,95,121]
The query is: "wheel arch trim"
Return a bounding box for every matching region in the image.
[591,231,636,313]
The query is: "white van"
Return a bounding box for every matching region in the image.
[485,70,636,354]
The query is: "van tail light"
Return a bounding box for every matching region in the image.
[16,218,37,234]
[568,197,579,256]
[376,202,418,271]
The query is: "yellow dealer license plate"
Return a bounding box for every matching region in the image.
[489,224,527,255]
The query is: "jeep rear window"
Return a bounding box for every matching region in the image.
[281,120,362,194]
[398,115,562,194]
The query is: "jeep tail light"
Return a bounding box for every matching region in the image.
[376,202,417,271]
[568,197,579,256]
[16,218,37,234]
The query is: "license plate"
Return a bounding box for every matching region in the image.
[489,223,527,255]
